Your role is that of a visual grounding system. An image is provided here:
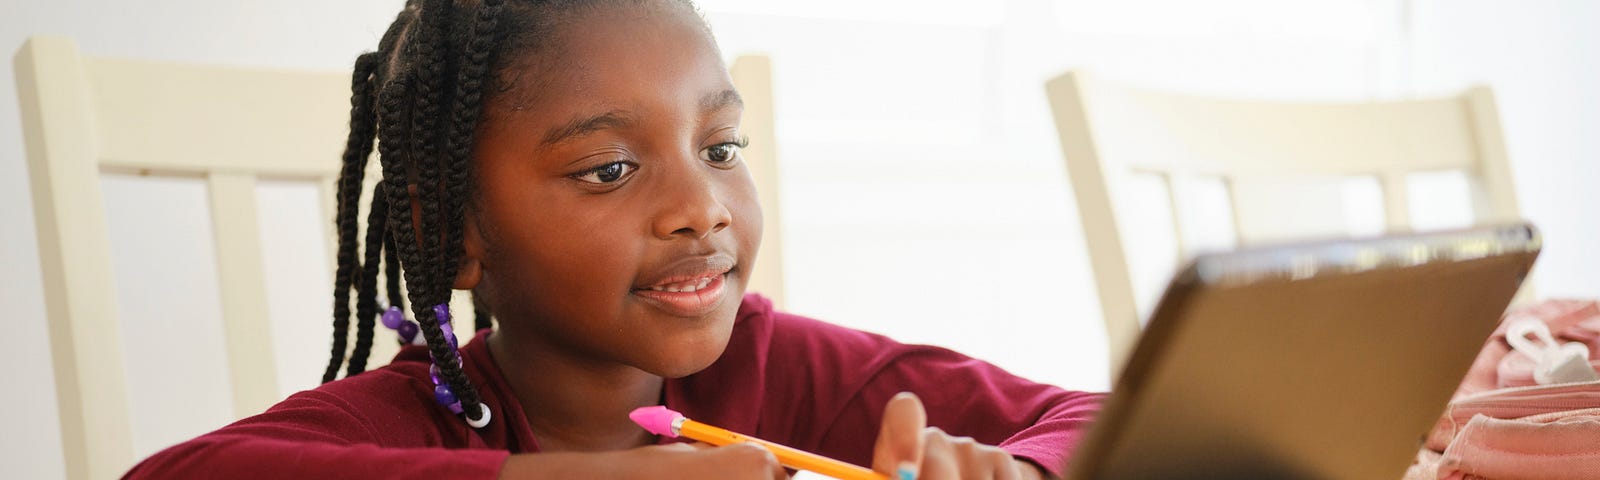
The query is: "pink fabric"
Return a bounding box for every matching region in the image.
[1438,409,1600,480]
[1456,300,1600,395]
[124,294,1103,479]
[1494,300,1600,389]
[1410,300,1600,479]
[1425,381,1600,452]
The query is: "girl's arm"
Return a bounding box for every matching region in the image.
[126,387,791,480]
[750,305,1104,478]
[831,342,1104,477]
[122,391,508,479]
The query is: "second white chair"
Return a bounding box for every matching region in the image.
[1045,70,1522,376]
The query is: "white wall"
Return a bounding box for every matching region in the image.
[0,2,401,478]
[3,0,1596,478]
[1407,0,1600,299]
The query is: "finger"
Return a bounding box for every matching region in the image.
[948,436,994,480]
[717,442,785,480]
[655,442,697,452]
[918,427,958,480]
[751,444,786,480]
[992,450,1023,480]
[872,392,928,479]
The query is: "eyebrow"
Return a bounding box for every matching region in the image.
[701,89,743,113]
[541,110,638,147]
[538,89,744,148]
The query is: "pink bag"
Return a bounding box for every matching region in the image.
[1425,381,1600,452]
[1438,408,1600,480]
[1408,300,1600,479]
[1456,300,1600,394]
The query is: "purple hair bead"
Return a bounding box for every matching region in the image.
[396,320,419,344]
[380,306,404,330]
[433,384,458,406]
[445,332,459,350]
[429,364,443,385]
[433,304,452,330]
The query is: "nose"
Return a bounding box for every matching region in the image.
[651,163,733,240]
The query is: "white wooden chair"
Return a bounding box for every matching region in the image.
[18,35,352,480]
[19,34,786,479]
[1045,70,1523,377]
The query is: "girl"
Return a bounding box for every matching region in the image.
[125,0,1102,478]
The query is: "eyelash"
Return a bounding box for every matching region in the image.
[700,136,750,165]
[571,160,636,185]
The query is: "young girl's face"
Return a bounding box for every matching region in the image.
[466,1,760,377]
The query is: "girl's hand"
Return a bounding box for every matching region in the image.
[870,392,1052,480]
[500,442,787,479]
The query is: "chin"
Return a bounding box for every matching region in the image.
[650,320,736,378]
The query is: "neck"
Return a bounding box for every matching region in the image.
[488,328,663,453]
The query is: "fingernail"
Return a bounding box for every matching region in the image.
[896,462,917,480]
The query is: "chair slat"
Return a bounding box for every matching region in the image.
[1045,73,1143,370]
[207,173,281,418]
[16,35,136,480]
[87,57,348,177]
[731,55,786,308]
[1082,75,1481,177]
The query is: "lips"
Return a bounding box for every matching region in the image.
[632,255,735,317]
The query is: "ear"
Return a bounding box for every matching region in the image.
[453,210,485,290]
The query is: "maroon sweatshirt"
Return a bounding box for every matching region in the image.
[125,294,1103,479]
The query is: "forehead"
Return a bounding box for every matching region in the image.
[488,2,729,118]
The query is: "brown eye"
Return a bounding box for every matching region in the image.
[573,161,635,184]
[698,142,742,165]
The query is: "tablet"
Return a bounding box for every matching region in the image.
[1066,224,1541,479]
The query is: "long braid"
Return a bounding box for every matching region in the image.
[446,0,506,337]
[347,186,390,375]
[403,0,493,422]
[410,0,451,288]
[324,2,412,383]
[323,50,382,384]
[384,228,405,313]
[329,0,663,428]
[379,26,488,422]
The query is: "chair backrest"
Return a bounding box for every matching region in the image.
[17,34,784,479]
[1044,70,1522,377]
[17,35,350,480]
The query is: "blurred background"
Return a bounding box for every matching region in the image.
[2,0,1596,477]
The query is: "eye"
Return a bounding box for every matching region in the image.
[698,138,748,166]
[572,161,636,185]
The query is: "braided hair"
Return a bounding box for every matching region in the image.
[324,0,701,427]
[319,0,529,426]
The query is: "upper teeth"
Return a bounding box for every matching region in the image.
[650,276,715,293]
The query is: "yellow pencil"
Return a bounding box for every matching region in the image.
[630,406,889,480]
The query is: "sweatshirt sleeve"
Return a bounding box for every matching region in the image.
[832,344,1104,477]
[122,389,508,480]
[765,311,1104,478]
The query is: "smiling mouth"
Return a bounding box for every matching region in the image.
[632,261,735,317]
[643,274,719,293]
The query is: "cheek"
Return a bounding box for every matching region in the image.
[520,205,638,283]
[731,172,764,258]
[480,183,643,308]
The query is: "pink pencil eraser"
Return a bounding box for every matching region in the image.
[629,406,685,437]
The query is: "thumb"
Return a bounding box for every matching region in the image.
[872,392,927,480]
